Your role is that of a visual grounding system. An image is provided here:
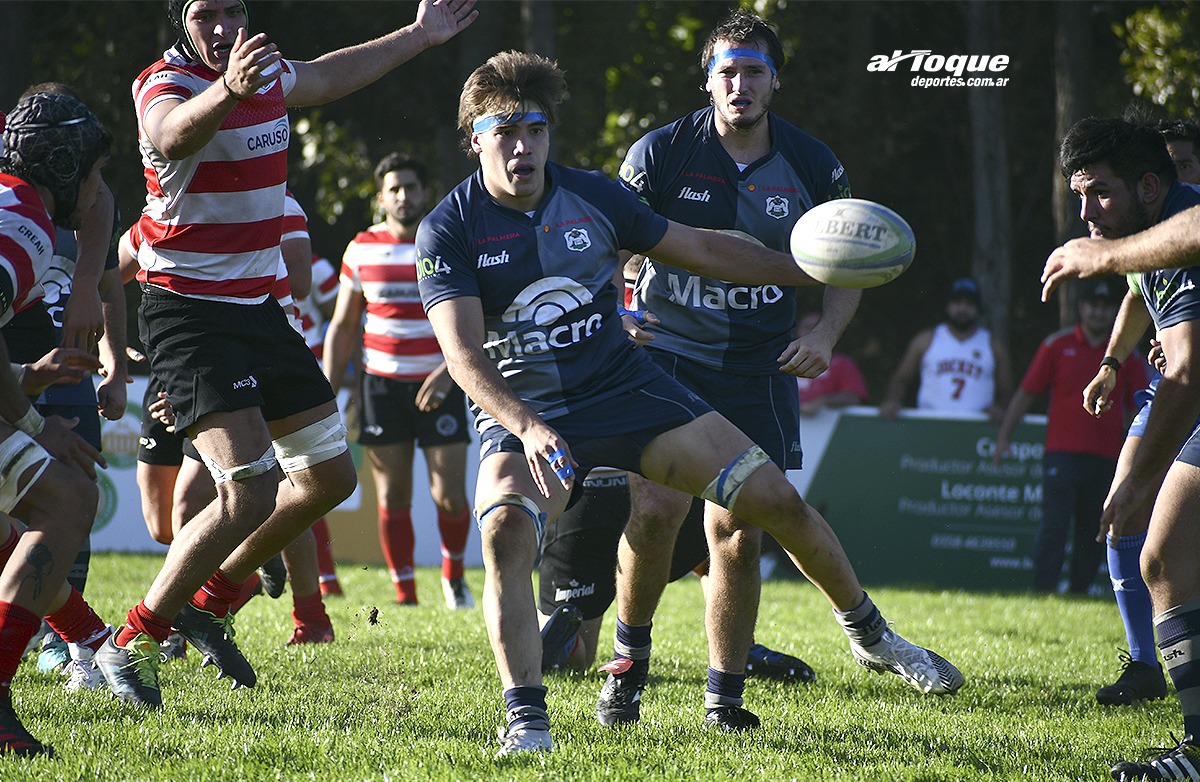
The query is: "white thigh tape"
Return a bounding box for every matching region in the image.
[273,412,348,474]
[198,445,277,484]
[700,445,771,510]
[0,430,52,513]
[474,492,548,549]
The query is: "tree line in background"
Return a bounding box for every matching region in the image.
[0,0,1185,403]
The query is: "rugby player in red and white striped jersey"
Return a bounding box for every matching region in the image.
[323,153,472,611]
[0,91,110,757]
[95,0,478,710]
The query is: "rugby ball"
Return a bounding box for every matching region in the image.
[789,198,915,288]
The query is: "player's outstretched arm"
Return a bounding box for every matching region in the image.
[646,222,817,287]
[287,0,478,107]
[1042,205,1200,300]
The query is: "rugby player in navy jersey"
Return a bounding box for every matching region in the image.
[1042,117,1200,782]
[417,50,964,758]
[597,9,873,730]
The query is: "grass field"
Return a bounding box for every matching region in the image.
[1,553,1178,781]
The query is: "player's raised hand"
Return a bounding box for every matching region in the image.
[414,0,479,48]
[223,29,282,99]
[1041,237,1111,301]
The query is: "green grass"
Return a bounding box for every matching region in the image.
[3,553,1176,781]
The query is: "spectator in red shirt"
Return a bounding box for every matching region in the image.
[794,310,869,416]
[994,278,1147,594]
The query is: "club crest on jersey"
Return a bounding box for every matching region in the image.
[564,227,591,252]
[765,195,790,220]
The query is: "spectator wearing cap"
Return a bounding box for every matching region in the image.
[993,277,1147,594]
[879,276,1014,423]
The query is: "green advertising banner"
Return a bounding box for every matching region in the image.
[798,409,1048,591]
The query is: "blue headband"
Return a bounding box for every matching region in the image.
[706,48,777,77]
[472,111,549,133]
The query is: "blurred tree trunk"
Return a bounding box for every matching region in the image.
[967,1,1012,341]
[522,0,555,59]
[0,4,30,110]
[1053,2,1093,327]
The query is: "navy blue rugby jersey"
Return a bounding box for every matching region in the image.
[620,107,850,374]
[1140,183,1200,331]
[416,162,669,430]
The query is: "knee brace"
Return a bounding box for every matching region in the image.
[273,412,348,474]
[0,430,52,513]
[474,492,548,549]
[701,445,771,510]
[197,445,278,484]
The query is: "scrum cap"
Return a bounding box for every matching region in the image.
[168,0,248,62]
[0,93,110,227]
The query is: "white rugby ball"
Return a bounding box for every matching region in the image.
[789,198,915,289]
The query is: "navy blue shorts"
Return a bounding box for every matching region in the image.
[646,349,802,469]
[138,286,334,433]
[477,365,712,479]
[1127,375,1200,466]
[358,373,470,448]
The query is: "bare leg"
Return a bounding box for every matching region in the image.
[616,476,692,626]
[704,506,760,675]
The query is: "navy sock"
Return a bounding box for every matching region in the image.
[502,686,549,730]
[834,592,886,647]
[705,667,746,710]
[1108,533,1158,666]
[1156,601,1200,738]
[614,619,651,659]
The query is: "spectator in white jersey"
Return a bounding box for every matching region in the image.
[95,0,477,711]
[879,276,1014,423]
[324,153,473,611]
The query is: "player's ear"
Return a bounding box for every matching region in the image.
[1137,172,1161,205]
[470,133,483,155]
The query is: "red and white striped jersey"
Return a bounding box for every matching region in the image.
[282,189,307,245]
[295,254,339,359]
[0,173,54,326]
[341,224,441,380]
[132,46,297,304]
[127,215,301,335]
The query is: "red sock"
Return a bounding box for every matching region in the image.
[291,591,331,628]
[379,506,416,603]
[0,524,19,571]
[230,572,262,615]
[191,569,245,619]
[0,602,40,693]
[117,601,174,646]
[438,507,470,580]
[311,517,339,584]
[45,588,110,652]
